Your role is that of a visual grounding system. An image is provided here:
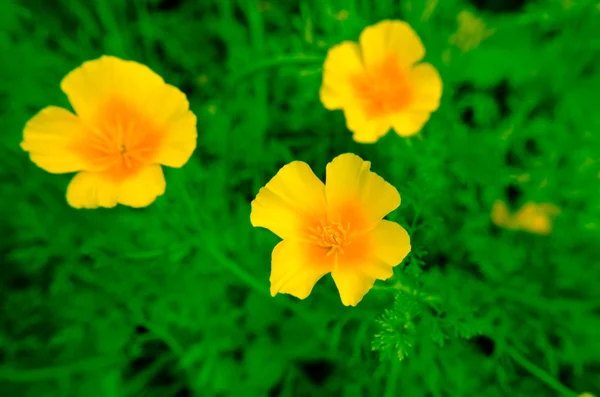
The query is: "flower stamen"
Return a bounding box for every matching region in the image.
[309,221,351,256]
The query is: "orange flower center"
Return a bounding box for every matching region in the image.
[350,54,413,119]
[309,221,351,256]
[74,97,163,180]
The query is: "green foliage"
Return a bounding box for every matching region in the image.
[1,0,599,396]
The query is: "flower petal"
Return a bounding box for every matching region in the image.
[407,63,442,112]
[61,56,197,169]
[66,164,166,209]
[491,200,518,229]
[60,56,165,123]
[390,111,431,137]
[21,106,90,173]
[368,220,411,268]
[270,240,333,299]
[331,220,410,306]
[343,104,391,143]
[251,161,327,240]
[320,41,364,110]
[359,20,425,68]
[325,153,400,233]
[151,85,198,168]
[514,203,555,235]
[331,266,376,306]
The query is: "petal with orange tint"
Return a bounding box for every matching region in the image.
[66,164,166,209]
[320,41,364,110]
[270,240,333,299]
[390,111,431,137]
[515,203,554,235]
[325,154,400,232]
[251,161,327,240]
[359,20,425,68]
[60,56,165,123]
[150,85,198,168]
[331,220,410,306]
[61,56,197,169]
[21,106,90,174]
[407,63,442,112]
[343,104,391,143]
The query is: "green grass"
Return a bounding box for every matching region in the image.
[1,0,599,396]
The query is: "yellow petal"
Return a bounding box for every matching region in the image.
[21,106,90,173]
[270,240,333,299]
[390,111,431,137]
[368,220,411,269]
[61,56,165,122]
[407,63,442,112]
[343,104,391,143]
[320,41,364,110]
[538,203,560,216]
[66,164,166,209]
[325,153,400,233]
[331,220,410,306]
[151,84,198,168]
[515,203,554,235]
[359,20,425,68]
[61,56,197,169]
[491,200,518,229]
[251,161,327,240]
[331,265,376,306]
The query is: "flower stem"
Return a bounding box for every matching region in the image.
[508,347,579,397]
[229,54,324,88]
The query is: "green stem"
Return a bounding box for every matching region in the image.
[0,356,122,382]
[229,54,324,88]
[508,347,578,397]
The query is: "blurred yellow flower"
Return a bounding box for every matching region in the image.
[491,200,560,235]
[251,153,411,306]
[320,20,442,143]
[335,10,349,21]
[449,10,495,52]
[491,200,520,230]
[21,56,197,209]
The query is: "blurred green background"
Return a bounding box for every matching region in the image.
[1,0,599,396]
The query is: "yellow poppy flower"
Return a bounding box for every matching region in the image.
[320,20,442,143]
[449,10,495,53]
[491,200,560,235]
[21,56,197,209]
[491,200,520,230]
[250,153,411,306]
[514,202,560,235]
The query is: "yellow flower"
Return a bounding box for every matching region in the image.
[449,10,495,53]
[491,200,520,230]
[491,200,560,235]
[250,153,411,306]
[514,202,560,235]
[21,56,197,209]
[320,20,442,143]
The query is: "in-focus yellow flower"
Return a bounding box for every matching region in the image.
[21,56,197,209]
[250,153,411,306]
[491,200,560,235]
[320,20,442,143]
